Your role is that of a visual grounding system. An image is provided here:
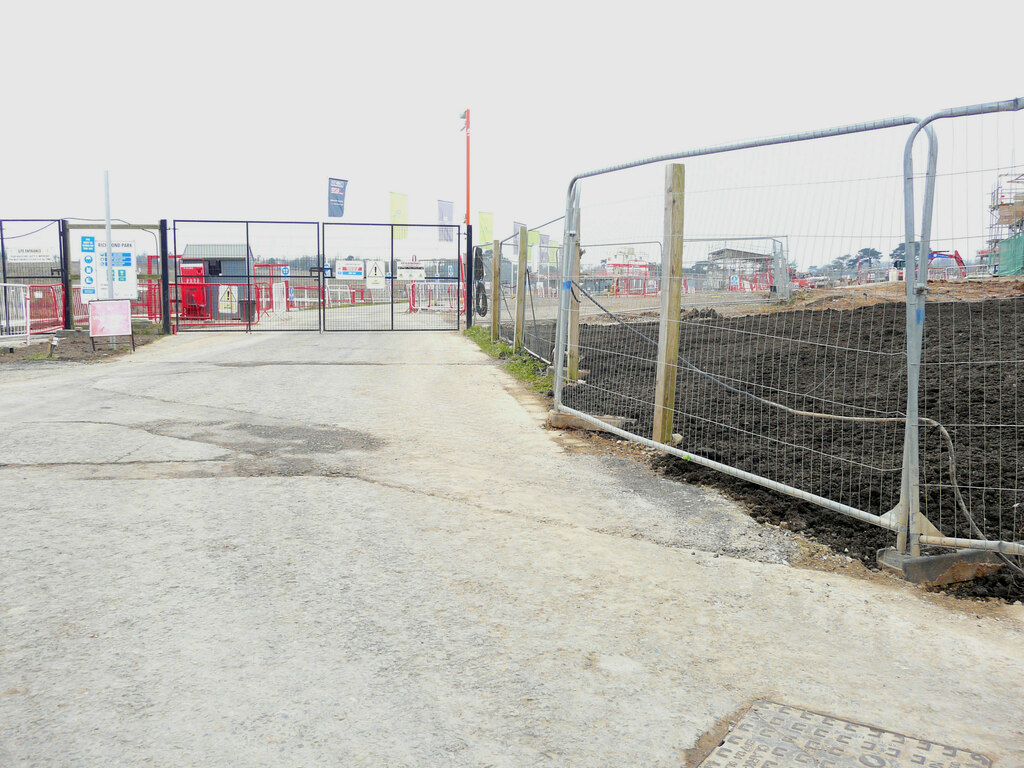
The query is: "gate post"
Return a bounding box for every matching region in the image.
[159,219,171,334]
[60,220,73,330]
[0,220,7,286]
[514,225,527,352]
[653,164,685,444]
[490,239,500,342]
[465,224,473,329]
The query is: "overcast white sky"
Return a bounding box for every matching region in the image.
[1,0,1022,253]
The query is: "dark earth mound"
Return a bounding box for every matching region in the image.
[564,297,1024,601]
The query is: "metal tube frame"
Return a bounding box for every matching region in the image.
[552,98,1024,554]
[899,96,1024,555]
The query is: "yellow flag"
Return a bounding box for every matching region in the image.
[390,192,408,239]
[478,212,493,244]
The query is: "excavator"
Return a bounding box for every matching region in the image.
[892,250,967,279]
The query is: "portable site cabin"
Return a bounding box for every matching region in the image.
[180,244,256,321]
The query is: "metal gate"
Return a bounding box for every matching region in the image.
[0,219,67,334]
[170,220,463,332]
[321,222,463,331]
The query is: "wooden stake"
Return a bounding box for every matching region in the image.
[653,164,685,444]
[514,225,527,352]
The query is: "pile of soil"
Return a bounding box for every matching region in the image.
[0,326,162,364]
[563,293,1024,601]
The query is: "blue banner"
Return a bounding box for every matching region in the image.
[328,178,348,217]
[438,200,454,241]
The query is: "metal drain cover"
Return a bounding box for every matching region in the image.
[699,701,991,768]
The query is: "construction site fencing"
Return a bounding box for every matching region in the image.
[0,284,29,344]
[488,218,564,362]
[172,220,322,332]
[550,97,1024,572]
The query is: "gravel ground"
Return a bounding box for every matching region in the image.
[2,331,1024,766]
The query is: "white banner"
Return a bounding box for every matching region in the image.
[336,260,365,280]
[7,246,57,263]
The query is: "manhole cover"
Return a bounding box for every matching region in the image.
[699,701,991,768]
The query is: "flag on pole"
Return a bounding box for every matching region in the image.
[437,200,454,241]
[328,178,348,217]
[512,221,525,249]
[390,192,408,239]
[527,230,540,270]
[539,234,550,269]
[478,212,493,244]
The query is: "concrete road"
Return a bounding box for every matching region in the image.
[1,331,1022,767]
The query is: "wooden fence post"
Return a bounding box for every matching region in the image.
[490,239,500,342]
[653,164,685,444]
[514,225,527,352]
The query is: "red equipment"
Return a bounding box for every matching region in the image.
[179,262,209,319]
[928,250,967,278]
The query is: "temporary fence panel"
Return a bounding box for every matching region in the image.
[0,283,29,344]
[551,117,911,550]
[550,97,1024,566]
[910,106,1024,569]
[494,218,564,363]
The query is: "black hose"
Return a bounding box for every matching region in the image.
[475,282,488,317]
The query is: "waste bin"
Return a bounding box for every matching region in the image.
[239,298,257,323]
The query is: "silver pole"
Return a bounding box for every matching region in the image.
[104,171,114,300]
[552,184,578,407]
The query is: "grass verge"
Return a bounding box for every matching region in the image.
[464,325,553,396]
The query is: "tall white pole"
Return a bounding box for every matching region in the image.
[104,171,114,300]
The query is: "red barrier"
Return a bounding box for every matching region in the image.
[26,284,63,335]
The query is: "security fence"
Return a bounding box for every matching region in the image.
[550,97,1024,573]
[485,218,565,362]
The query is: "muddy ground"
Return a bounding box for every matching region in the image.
[562,284,1024,601]
[0,325,162,363]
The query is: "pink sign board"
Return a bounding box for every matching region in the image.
[88,299,133,337]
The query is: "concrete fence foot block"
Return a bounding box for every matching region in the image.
[877,547,1003,586]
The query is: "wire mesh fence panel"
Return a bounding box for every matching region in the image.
[323,223,461,331]
[0,283,29,343]
[520,218,564,363]
[323,223,394,331]
[0,220,63,286]
[172,221,252,330]
[391,224,461,331]
[247,222,320,332]
[497,239,517,347]
[557,121,923,543]
[914,108,1024,567]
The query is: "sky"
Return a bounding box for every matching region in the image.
[1,0,1022,267]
